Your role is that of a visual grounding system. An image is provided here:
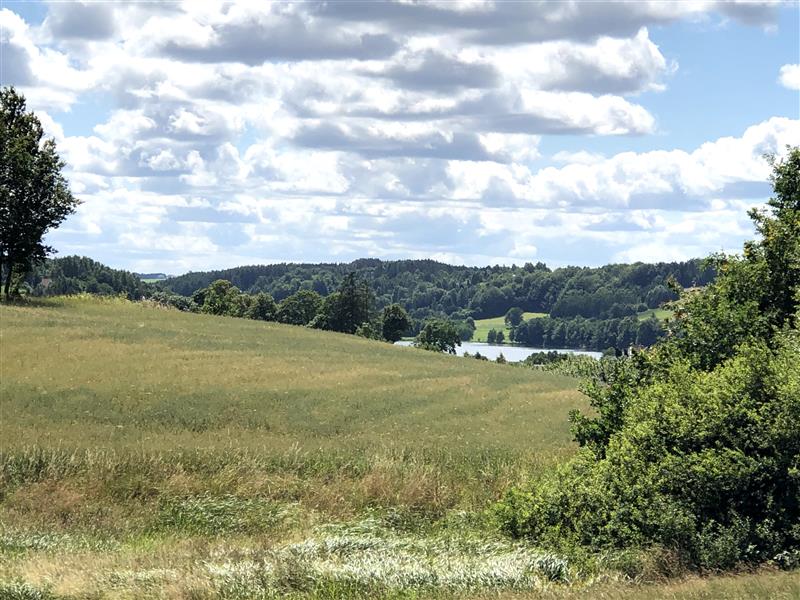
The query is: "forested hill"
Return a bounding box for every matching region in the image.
[25,256,151,299]
[160,258,714,323]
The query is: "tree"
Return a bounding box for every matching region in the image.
[505,307,524,327]
[453,319,476,341]
[487,328,497,344]
[382,303,411,342]
[495,329,505,344]
[748,148,800,331]
[199,279,245,317]
[246,291,277,321]
[319,272,374,334]
[414,319,461,354]
[1,87,79,297]
[276,289,323,325]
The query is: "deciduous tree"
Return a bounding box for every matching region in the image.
[382,303,411,342]
[1,87,79,297]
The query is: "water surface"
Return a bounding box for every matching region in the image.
[396,341,601,361]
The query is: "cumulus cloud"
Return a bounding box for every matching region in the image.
[779,64,800,90]
[530,28,672,94]
[0,0,792,272]
[158,7,399,64]
[361,50,499,91]
[43,1,117,40]
[318,0,778,44]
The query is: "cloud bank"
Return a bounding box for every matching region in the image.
[0,1,796,272]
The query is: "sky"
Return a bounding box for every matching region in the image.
[1,1,799,274]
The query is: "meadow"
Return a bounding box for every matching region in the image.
[471,313,546,343]
[0,297,795,598]
[636,308,673,322]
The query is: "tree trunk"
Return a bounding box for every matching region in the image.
[3,263,13,299]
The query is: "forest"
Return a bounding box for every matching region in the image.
[22,255,711,351]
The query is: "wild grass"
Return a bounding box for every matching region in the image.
[472,313,546,343]
[0,297,795,598]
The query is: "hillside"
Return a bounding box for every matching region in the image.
[0,296,584,453]
[0,297,794,599]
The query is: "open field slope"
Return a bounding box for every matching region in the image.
[0,297,582,455]
[1,297,796,598]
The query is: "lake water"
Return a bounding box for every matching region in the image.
[395,341,602,362]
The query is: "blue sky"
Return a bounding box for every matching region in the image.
[1,0,798,273]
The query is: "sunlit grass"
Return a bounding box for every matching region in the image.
[472,313,547,343]
[1,297,795,598]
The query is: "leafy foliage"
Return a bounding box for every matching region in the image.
[313,272,374,334]
[495,148,800,571]
[276,289,323,326]
[505,307,524,327]
[415,319,462,354]
[381,303,411,343]
[512,314,663,351]
[1,87,79,297]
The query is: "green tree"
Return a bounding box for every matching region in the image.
[319,272,374,334]
[415,319,461,354]
[487,328,497,344]
[1,87,79,297]
[495,329,505,344]
[199,279,244,317]
[246,291,277,321]
[505,307,524,327]
[276,289,322,325]
[748,149,800,331]
[381,303,411,342]
[453,319,476,341]
[355,320,382,340]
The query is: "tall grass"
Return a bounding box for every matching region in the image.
[1,298,795,598]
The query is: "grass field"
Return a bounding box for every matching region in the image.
[0,297,795,598]
[472,312,547,342]
[637,308,673,321]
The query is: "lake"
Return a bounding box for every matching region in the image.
[395,341,602,362]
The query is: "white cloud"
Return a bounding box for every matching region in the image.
[779,64,800,90]
[3,1,792,272]
[552,150,606,165]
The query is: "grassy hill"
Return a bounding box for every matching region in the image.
[0,297,581,454]
[0,297,793,599]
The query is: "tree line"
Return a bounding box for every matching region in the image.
[150,273,413,343]
[159,257,713,326]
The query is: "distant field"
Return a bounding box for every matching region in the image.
[473,312,547,342]
[0,297,794,598]
[140,277,167,283]
[637,308,673,321]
